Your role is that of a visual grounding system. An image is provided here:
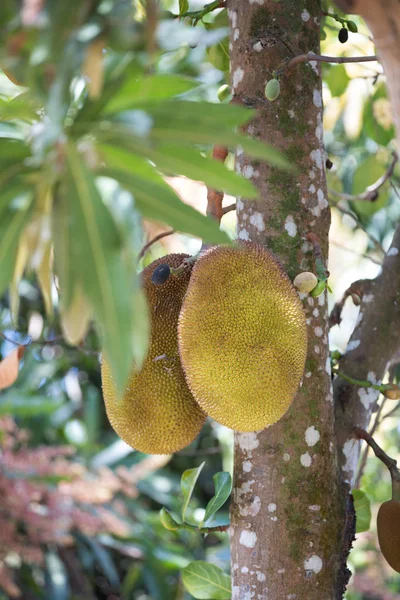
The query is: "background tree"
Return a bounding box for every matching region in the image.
[0,1,400,599]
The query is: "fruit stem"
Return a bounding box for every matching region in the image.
[353,427,400,494]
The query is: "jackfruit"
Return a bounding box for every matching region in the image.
[101,254,206,454]
[178,242,307,432]
[377,499,400,572]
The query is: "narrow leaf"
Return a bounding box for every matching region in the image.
[202,472,232,525]
[63,143,148,392]
[98,167,230,244]
[0,346,25,390]
[36,240,54,317]
[352,488,372,533]
[61,284,92,345]
[83,38,105,99]
[182,561,231,600]
[181,462,205,521]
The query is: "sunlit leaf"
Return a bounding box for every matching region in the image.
[182,561,231,599]
[179,0,189,14]
[0,345,25,390]
[60,284,92,345]
[351,155,389,217]
[324,64,350,98]
[181,462,204,521]
[202,472,232,525]
[83,37,105,99]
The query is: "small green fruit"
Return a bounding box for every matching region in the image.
[160,507,179,531]
[217,84,231,102]
[310,280,326,297]
[265,78,280,102]
[347,21,358,33]
[320,29,327,41]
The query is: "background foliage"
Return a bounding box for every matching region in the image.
[0,0,400,598]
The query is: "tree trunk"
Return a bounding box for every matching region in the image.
[228,2,353,599]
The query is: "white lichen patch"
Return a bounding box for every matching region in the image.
[249,0,264,4]
[347,339,360,352]
[304,555,323,574]
[313,89,322,108]
[301,9,310,21]
[318,293,325,306]
[288,109,295,119]
[308,505,321,511]
[268,503,277,512]
[237,432,259,457]
[325,356,331,376]
[284,215,297,237]
[310,148,323,170]
[388,247,399,256]
[233,67,244,89]
[283,453,290,462]
[314,345,320,354]
[305,371,312,378]
[243,164,254,179]
[243,460,253,472]
[249,212,265,232]
[308,184,316,194]
[240,530,257,548]
[312,308,319,318]
[227,9,237,28]
[278,569,285,574]
[240,496,261,517]
[238,229,250,241]
[317,188,328,210]
[241,566,249,574]
[358,386,378,410]
[236,198,244,212]
[300,453,312,467]
[342,438,359,483]
[270,516,278,522]
[305,426,320,447]
[234,28,240,41]
[256,571,266,582]
[253,41,263,52]
[314,326,323,337]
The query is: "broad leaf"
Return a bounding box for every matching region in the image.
[105,75,199,114]
[179,0,189,14]
[61,143,148,392]
[324,64,350,98]
[181,462,205,521]
[0,346,25,390]
[182,561,231,600]
[0,391,62,417]
[98,167,230,243]
[351,155,389,217]
[352,489,372,533]
[202,472,232,525]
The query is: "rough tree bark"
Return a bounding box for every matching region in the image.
[228,1,400,598]
[228,2,351,599]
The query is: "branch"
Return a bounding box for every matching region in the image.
[333,368,400,397]
[330,152,398,203]
[285,53,378,73]
[176,0,226,22]
[329,279,369,328]
[222,203,236,215]
[353,426,400,485]
[138,229,175,261]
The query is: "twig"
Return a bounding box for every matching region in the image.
[222,203,236,216]
[330,240,382,266]
[329,279,368,328]
[206,145,229,224]
[355,397,387,488]
[284,53,378,73]
[332,204,385,255]
[138,229,175,261]
[306,232,329,280]
[330,152,398,203]
[353,426,400,486]
[146,0,158,60]
[333,369,400,397]
[177,0,226,22]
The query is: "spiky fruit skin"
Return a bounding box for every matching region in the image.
[377,500,400,572]
[101,254,206,454]
[178,242,307,432]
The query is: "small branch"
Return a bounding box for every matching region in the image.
[353,426,400,485]
[333,369,400,397]
[181,522,229,533]
[206,145,229,224]
[329,279,368,328]
[177,0,226,22]
[306,232,329,281]
[146,0,158,60]
[222,203,236,215]
[138,229,175,261]
[330,152,398,203]
[281,53,378,75]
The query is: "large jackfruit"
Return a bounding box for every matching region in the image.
[377,499,400,572]
[178,242,307,432]
[101,254,206,454]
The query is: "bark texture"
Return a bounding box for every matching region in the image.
[228,2,352,599]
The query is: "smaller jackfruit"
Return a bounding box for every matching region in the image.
[377,499,400,572]
[293,272,318,294]
[102,254,206,454]
[178,242,307,432]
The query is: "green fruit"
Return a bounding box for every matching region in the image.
[217,84,231,102]
[347,21,358,33]
[101,254,206,455]
[178,242,307,432]
[377,500,400,572]
[160,507,179,530]
[265,78,280,102]
[310,280,326,297]
[293,272,318,294]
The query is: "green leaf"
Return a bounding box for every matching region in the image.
[182,561,231,600]
[181,462,205,521]
[351,155,389,217]
[0,190,33,296]
[104,75,199,114]
[98,167,230,243]
[206,39,230,72]
[324,64,350,98]
[363,83,395,146]
[352,488,372,533]
[179,0,189,14]
[0,392,62,417]
[202,472,232,525]
[62,143,148,393]
[0,93,38,123]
